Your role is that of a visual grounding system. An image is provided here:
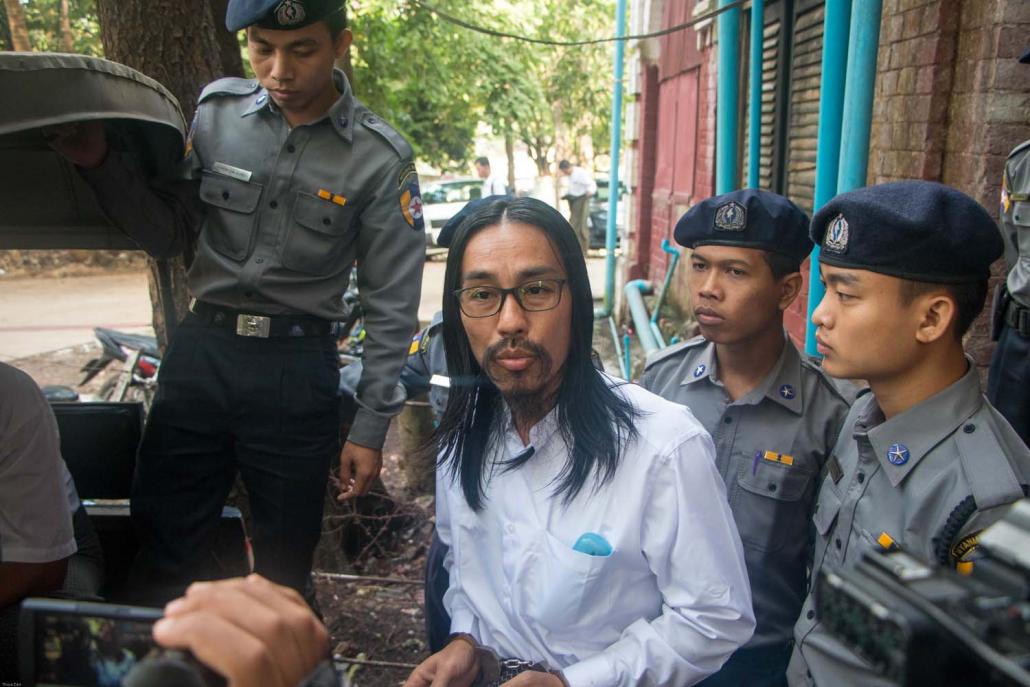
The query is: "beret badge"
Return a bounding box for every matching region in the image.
[714,201,746,232]
[276,0,306,25]
[824,214,850,254]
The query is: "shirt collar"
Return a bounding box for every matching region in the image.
[241,69,355,143]
[677,333,804,415]
[499,402,561,459]
[859,358,983,487]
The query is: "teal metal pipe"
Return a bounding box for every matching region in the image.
[716,0,741,194]
[804,0,853,356]
[596,0,628,319]
[747,0,764,188]
[837,0,883,193]
[624,280,660,355]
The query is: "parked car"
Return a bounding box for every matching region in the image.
[588,175,628,249]
[421,177,483,246]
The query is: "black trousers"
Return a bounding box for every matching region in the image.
[129,315,340,604]
[988,323,1029,447]
[424,531,452,652]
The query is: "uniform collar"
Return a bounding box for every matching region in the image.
[859,358,983,487]
[678,333,804,415]
[240,69,356,143]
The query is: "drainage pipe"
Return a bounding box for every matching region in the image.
[716,0,741,194]
[625,280,660,356]
[747,0,764,188]
[837,0,883,193]
[804,0,853,356]
[597,0,628,319]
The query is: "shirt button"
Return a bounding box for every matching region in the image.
[221,191,230,200]
[806,610,815,620]
[723,416,733,424]
[286,144,296,153]
[835,537,842,550]
[244,291,254,298]
[269,200,278,209]
[255,258,264,264]
[213,312,225,324]
[322,217,332,226]
[768,483,777,493]
[857,472,865,483]
[963,424,976,434]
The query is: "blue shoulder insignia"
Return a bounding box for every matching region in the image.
[198,77,261,104]
[644,335,705,371]
[360,110,413,160]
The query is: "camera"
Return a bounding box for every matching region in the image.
[816,498,1030,687]
[18,599,224,687]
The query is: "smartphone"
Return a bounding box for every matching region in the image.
[18,598,220,687]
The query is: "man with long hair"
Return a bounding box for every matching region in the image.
[404,197,755,686]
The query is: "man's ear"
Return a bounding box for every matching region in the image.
[777,272,803,311]
[334,28,353,59]
[914,293,957,344]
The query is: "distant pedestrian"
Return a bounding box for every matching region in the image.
[475,156,508,198]
[558,159,596,254]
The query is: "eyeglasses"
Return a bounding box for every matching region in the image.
[453,279,567,318]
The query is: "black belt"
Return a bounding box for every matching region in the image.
[190,300,333,338]
[1004,298,1030,337]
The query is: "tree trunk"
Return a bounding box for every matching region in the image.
[3,0,30,51]
[207,0,245,77]
[0,2,12,51]
[505,129,516,191]
[95,0,227,349]
[59,0,74,52]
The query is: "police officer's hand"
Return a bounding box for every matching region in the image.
[44,120,109,170]
[153,574,329,687]
[402,636,479,687]
[336,441,383,501]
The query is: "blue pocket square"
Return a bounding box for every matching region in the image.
[572,532,612,556]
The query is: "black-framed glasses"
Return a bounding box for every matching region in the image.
[453,279,567,318]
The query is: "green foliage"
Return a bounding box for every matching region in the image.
[350,0,615,171]
[20,0,103,55]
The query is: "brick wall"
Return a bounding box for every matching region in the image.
[868,0,1030,374]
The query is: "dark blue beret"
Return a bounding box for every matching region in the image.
[435,194,512,248]
[673,188,812,262]
[226,0,343,32]
[811,181,1003,283]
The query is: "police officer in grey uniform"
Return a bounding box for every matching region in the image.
[641,189,852,687]
[787,181,1030,686]
[50,0,425,602]
[988,49,1030,446]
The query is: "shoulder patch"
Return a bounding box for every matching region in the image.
[1009,139,1030,160]
[360,111,413,159]
[198,77,261,104]
[643,336,705,371]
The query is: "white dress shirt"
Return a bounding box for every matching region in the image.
[566,167,597,198]
[482,174,508,197]
[437,377,755,686]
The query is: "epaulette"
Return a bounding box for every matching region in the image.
[359,111,413,160]
[198,77,261,104]
[1008,139,1030,160]
[799,355,858,405]
[643,335,705,371]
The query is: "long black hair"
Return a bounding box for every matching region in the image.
[431,197,639,511]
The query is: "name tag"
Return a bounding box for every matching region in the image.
[212,161,253,183]
[827,455,844,484]
[430,374,450,388]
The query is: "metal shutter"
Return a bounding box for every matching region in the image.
[784,2,825,214]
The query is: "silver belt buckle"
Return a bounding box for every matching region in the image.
[236,313,271,338]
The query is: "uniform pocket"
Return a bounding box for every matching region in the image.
[524,529,611,634]
[735,458,815,552]
[812,477,843,537]
[281,192,357,275]
[199,170,263,261]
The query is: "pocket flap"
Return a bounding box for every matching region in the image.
[199,170,262,214]
[738,457,812,502]
[812,479,843,536]
[293,191,354,236]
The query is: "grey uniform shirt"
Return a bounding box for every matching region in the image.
[80,71,425,448]
[641,335,852,648]
[787,360,1030,686]
[1001,140,1030,307]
